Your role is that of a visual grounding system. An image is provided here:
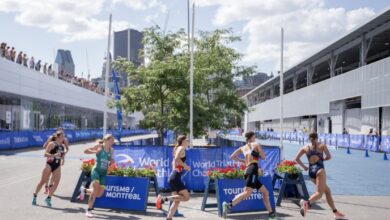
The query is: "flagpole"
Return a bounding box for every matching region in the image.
[103,14,112,136]
[189,3,195,148]
[280,27,284,161]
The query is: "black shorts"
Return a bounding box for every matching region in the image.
[244,163,263,190]
[169,170,186,193]
[47,161,61,172]
[308,163,324,179]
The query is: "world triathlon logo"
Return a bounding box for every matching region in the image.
[115,154,135,164]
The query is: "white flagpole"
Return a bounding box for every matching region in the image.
[280,27,284,161]
[189,3,195,148]
[103,14,112,136]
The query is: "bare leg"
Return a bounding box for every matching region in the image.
[48,168,61,197]
[231,187,253,206]
[34,165,52,195]
[308,169,326,204]
[167,190,190,219]
[259,186,273,213]
[87,182,100,210]
[324,185,336,210]
[167,201,180,219]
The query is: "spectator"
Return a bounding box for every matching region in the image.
[10,47,16,62]
[368,128,374,136]
[43,63,47,74]
[35,60,41,71]
[5,46,10,60]
[29,56,35,69]
[23,53,28,67]
[0,43,5,57]
[48,64,52,76]
[342,128,348,135]
[16,51,23,64]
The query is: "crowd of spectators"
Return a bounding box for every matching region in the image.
[0,42,104,95]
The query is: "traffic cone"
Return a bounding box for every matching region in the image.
[365,149,369,157]
[384,152,388,160]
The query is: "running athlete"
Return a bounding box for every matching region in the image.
[222,131,275,219]
[80,134,115,218]
[295,132,345,219]
[42,128,69,194]
[156,135,190,220]
[32,131,66,207]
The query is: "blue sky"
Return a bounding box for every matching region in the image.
[0,0,389,79]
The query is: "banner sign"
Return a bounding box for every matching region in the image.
[382,136,390,153]
[216,175,275,215]
[349,135,364,149]
[364,135,379,152]
[0,133,12,150]
[94,176,149,212]
[336,134,349,147]
[328,134,337,147]
[112,145,280,191]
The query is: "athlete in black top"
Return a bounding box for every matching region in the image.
[32,131,67,207]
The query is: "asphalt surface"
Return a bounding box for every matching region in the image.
[0,135,389,219]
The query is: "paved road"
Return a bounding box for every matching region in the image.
[0,136,390,219]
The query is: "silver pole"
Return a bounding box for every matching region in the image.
[280,28,284,161]
[187,0,190,52]
[103,14,112,136]
[189,3,195,147]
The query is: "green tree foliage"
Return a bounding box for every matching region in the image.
[113,26,254,142]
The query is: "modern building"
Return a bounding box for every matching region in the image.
[54,49,75,76]
[0,56,141,131]
[243,8,390,135]
[235,72,271,97]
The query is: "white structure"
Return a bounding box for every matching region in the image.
[0,57,142,130]
[243,8,390,135]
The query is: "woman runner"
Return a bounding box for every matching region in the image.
[32,131,66,207]
[222,131,276,219]
[156,135,190,220]
[80,134,115,218]
[42,128,69,194]
[295,132,345,219]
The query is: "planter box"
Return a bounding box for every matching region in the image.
[215,175,275,216]
[94,176,150,212]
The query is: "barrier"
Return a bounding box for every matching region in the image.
[215,175,275,216]
[0,129,152,150]
[272,172,309,206]
[113,145,281,191]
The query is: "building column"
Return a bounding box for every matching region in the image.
[329,51,338,77]
[270,84,275,98]
[293,72,297,91]
[360,34,372,67]
[306,65,313,86]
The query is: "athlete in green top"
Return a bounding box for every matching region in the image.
[81,134,115,218]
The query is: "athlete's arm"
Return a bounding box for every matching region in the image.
[322,144,332,161]
[84,144,100,154]
[294,146,308,171]
[230,147,245,163]
[63,138,69,154]
[256,143,266,160]
[174,146,190,171]
[109,147,115,165]
[43,137,51,149]
[44,142,58,157]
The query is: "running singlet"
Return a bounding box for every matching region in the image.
[47,142,65,172]
[175,156,186,172]
[306,145,325,179]
[93,146,112,172]
[243,143,260,164]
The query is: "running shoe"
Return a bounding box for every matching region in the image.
[32,196,37,206]
[45,197,52,207]
[222,201,231,219]
[85,210,94,218]
[334,210,345,220]
[44,185,49,194]
[267,212,277,220]
[79,186,85,201]
[299,199,309,217]
[156,194,164,210]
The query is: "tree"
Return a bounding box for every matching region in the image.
[114,26,254,143]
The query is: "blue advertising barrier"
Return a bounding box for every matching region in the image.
[337,134,349,147]
[365,135,379,152]
[350,134,364,149]
[112,145,280,191]
[0,129,152,150]
[382,136,390,153]
[94,176,150,212]
[215,175,275,216]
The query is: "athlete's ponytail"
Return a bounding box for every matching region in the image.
[173,135,187,156]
